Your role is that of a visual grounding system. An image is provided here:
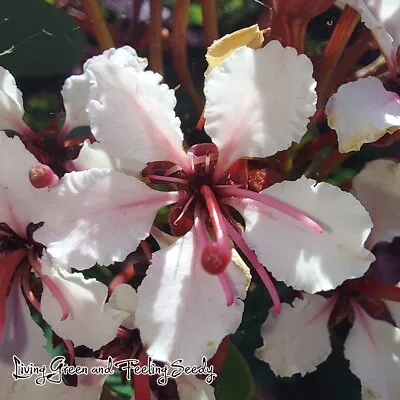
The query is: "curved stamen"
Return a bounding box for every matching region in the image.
[148,174,188,185]
[64,339,75,365]
[28,252,70,321]
[21,265,41,313]
[173,194,195,226]
[109,263,136,294]
[225,221,281,315]
[194,206,235,306]
[218,187,323,233]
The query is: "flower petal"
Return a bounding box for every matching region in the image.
[0,281,49,400]
[72,140,144,177]
[326,77,400,152]
[344,306,400,400]
[177,376,216,400]
[41,262,135,350]
[0,67,31,134]
[135,230,247,365]
[344,0,400,72]
[0,135,49,235]
[108,283,137,330]
[60,73,91,135]
[230,176,374,292]
[204,41,316,173]
[256,294,333,377]
[86,46,190,170]
[34,168,177,270]
[352,159,400,247]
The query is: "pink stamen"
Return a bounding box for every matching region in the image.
[218,273,234,306]
[139,241,152,263]
[64,339,76,365]
[28,253,70,321]
[225,221,281,315]
[173,194,195,225]
[205,154,211,173]
[164,164,183,176]
[219,187,323,233]
[21,266,41,313]
[148,174,188,185]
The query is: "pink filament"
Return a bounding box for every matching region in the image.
[148,174,188,185]
[218,187,323,233]
[225,221,281,315]
[21,266,41,313]
[194,207,235,307]
[173,194,195,225]
[64,339,76,365]
[28,253,70,321]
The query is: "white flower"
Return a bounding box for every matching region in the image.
[32,43,374,364]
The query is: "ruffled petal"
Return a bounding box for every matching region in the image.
[256,294,333,377]
[344,306,400,400]
[204,41,316,174]
[344,0,400,73]
[0,67,31,134]
[230,176,374,292]
[72,140,144,177]
[86,46,190,170]
[352,159,400,247]
[0,135,49,236]
[177,376,216,400]
[326,77,400,152]
[135,230,247,365]
[60,73,90,135]
[40,261,136,350]
[34,168,177,270]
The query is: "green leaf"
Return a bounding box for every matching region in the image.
[0,0,87,77]
[80,264,114,285]
[215,342,254,400]
[106,370,133,399]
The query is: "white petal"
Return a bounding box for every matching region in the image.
[40,263,134,350]
[0,282,50,400]
[86,47,190,170]
[0,135,49,235]
[135,230,247,365]
[72,140,144,177]
[84,46,148,72]
[5,358,107,400]
[108,283,137,329]
[61,73,90,134]
[177,376,216,400]
[256,294,333,377]
[326,77,400,152]
[34,168,175,270]
[0,67,31,133]
[352,159,400,246]
[344,0,400,70]
[231,176,374,293]
[344,307,400,400]
[204,41,316,172]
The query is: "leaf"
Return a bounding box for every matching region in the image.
[106,370,133,399]
[215,342,255,400]
[0,0,87,77]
